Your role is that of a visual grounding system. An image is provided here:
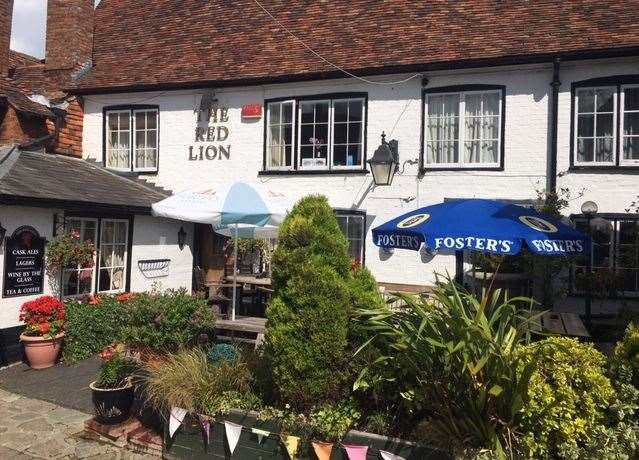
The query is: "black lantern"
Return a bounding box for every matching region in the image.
[0,222,5,247]
[367,132,399,186]
[177,226,187,250]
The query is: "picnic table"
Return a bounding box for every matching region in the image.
[532,311,590,338]
[225,274,272,287]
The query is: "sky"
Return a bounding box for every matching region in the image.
[9,0,101,60]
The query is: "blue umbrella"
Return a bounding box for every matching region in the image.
[372,199,590,256]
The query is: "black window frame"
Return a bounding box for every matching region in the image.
[102,104,160,174]
[260,92,369,176]
[334,209,367,266]
[570,75,639,171]
[420,84,506,172]
[569,213,639,298]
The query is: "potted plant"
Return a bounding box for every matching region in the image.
[90,345,138,425]
[19,295,66,369]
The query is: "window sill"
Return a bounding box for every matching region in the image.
[258,169,369,176]
[568,165,639,172]
[420,166,504,172]
[105,168,159,177]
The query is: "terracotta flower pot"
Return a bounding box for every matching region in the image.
[20,332,64,369]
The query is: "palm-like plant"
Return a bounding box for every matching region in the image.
[354,274,542,457]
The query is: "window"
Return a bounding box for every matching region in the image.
[264,94,366,172]
[62,218,97,297]
[335,211,366,264]
[424,87,504,168]
[574,87,616,165]
[105,106,159,172]
[98,219,129,293]
[572,216,639,296]
[621,85,639,165]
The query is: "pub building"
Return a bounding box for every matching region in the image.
[2,0,639,363]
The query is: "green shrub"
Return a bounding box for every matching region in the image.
[612,322,639,387]
[142,348,256,415]
[355,276,539,455]
[309,400,361,441]
[120,289,215,352]
[95,354,137,389]
[516,337,615,458]
[266,195,354,410]
[63,296,126,363]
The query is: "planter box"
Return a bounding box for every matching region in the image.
[163,409,449,459]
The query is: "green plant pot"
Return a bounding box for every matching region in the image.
[163,409,449,459]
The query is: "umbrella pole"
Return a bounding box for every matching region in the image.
[231,223,238,321]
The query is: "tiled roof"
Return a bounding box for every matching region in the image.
[0,146,168,212]
[73,0,639,92]
[0,84,55,118]
[9,51,42,69]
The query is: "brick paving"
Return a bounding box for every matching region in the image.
[0,385,156,459]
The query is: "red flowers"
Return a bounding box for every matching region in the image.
[116,292,136,302]
[19,295,65,338]
[87,294,102,305]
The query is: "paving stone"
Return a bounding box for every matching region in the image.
[0,389,23,403]
[26,437,73,459]
[10,412,41,422]
[0,445,34,459]
[74,438,114,459]
[0,431,38,451]
[17,418,54,433]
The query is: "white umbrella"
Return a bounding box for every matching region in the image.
[152,182,294,320]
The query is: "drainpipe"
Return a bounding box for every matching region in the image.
[548,58,561,194]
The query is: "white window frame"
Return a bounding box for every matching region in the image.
[335,210,366,264]
[266,100,296,171]
[105,109,132,172]
[573,86,617,167]
[105,107,159,173]
[97,218,129,294]
[620,84,639,166]
[331,97,366,171]
[62,218,98,298]
[424,89,502,169]
[133,109,159,172]
[265,96,366,172]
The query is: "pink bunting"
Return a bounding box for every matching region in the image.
[379,450,405,460]
[343,444,368,460]
[198,414,211,446]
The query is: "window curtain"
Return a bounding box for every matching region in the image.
[428,94,459,163]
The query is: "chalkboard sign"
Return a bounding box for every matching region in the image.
[3,226,45,298]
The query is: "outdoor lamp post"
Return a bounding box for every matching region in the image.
[581,200,598,330]
[177,226,187,250]
[367,132,399,186]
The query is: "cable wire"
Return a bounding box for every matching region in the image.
[251,0,422,86]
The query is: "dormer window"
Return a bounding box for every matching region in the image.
[104,105,159,172]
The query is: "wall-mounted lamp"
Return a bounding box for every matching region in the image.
[177,226,187,250]
[367,132,399,186]
[0,222,6,248]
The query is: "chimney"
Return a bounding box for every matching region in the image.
[45,0,94,71]
[0,0,14,77]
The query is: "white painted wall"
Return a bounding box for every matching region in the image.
[0,206,58,329]
[80,57,639,288]
[130,216,193,292]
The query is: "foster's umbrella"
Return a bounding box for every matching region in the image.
[372,199,590,256]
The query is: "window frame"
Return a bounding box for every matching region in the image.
[103,105,160,174]
[421,85,506,171]
[572,86,617,167]
[570,75,639,170]
[262,93,368,174]
[569,213,639,298]
[97,218,130,294]
[620,84,639,166]
[265,99,296,171]
[334,209,367,266]
[62,217,98,298]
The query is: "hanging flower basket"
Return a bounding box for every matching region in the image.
[45,230,95,275]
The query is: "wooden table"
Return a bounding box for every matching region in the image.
[532,311,590,338]
[225,274,272,287]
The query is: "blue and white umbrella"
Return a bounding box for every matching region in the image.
[152,182,295,320]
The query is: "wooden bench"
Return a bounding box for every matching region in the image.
[531,311,590,338]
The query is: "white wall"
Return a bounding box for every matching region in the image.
[81,58,639,287]
[130,216,193,292]
[0,206,58,329]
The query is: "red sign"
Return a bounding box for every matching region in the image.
[241,104,262,119]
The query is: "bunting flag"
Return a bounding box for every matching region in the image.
[344,444,369,460]
[312,441,334,460]
[224,421,243,455]
[282,435,300,459]
[198,414,211,446]
[251,428,271,444]
[379,451,405,460]
[169,407,187,438]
